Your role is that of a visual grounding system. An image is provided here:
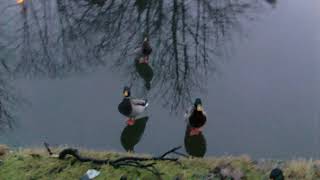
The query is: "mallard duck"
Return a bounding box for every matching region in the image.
[120,116,148,152]
[185,98,207,136]
[132,37,152,64]
[142,37,152,56]
[184,125,207,157]
[136,37,152,64]
[270,168,284,180]
[135,56,154,90]
[118,86,149,126]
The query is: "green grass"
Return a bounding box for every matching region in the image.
[0,147,319,180]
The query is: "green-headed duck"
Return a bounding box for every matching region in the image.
[118,86,148,126]
[185,98,207,136]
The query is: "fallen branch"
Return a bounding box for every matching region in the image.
[58,148,110,164]
[58,147,180,164]
[44,143,183,176]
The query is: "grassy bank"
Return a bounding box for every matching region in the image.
[0,146,319,180]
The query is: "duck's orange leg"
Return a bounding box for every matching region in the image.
[189,127,202,136]
[142,56,149,64]
[126,118,135,126]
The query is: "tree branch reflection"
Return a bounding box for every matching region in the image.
[0,0,269,118]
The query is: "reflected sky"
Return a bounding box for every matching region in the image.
[0,0,319,159]
[1,0,265,111]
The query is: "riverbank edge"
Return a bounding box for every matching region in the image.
[0,145,319,179]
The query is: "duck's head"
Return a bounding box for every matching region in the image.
[143,38,149,47]
[123,86,131,97]
[269,168,284,180]
[194,98,203,112]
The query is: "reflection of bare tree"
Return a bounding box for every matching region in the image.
[0,75,20,131]
[184,125,207,157]
[0,0,267,112]
[0,3,20,130]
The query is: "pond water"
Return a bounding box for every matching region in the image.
[0,0,319,159]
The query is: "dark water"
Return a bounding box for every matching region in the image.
[0,0,319,159]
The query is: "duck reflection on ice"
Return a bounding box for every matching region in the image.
[120,116,148,152]
[134,56,154,90]
[1,0,274,114]
[184,125,207,158]
[133,37,154,90]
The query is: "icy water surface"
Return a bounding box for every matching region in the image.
[0,0,319,159]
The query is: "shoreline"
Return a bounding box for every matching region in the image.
[0,145,320,179]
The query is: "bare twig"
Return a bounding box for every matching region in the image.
[43,142,53,155]
[158,146,182,158]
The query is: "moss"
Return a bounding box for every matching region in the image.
[0,148,318,180]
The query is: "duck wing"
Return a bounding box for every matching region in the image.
[131,99,148,106]
[184,106,193,119]
[130,99,148,117]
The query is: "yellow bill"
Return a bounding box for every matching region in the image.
[123,91,128,97]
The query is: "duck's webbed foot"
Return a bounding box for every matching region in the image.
[189,127,202,136]
[142,56,149,64]
[126,118,135,126]
[138,56,149,64]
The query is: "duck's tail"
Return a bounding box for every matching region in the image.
[144,100,149,107]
